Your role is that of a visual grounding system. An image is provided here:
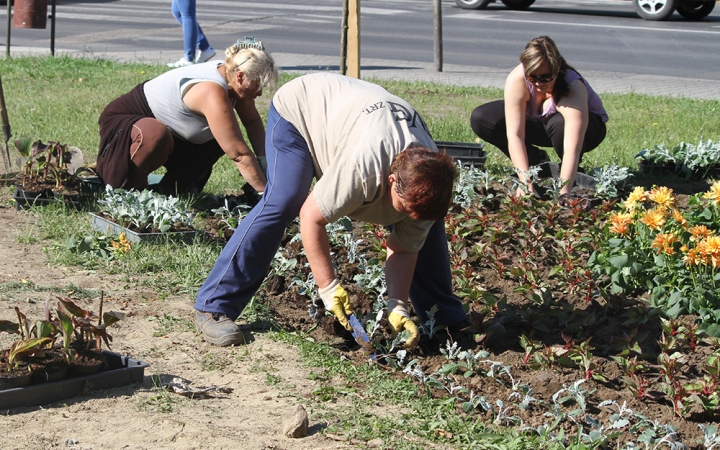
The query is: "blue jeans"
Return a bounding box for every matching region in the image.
[195,104,467,328]
[171,0,211,61]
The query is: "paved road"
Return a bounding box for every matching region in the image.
[1,0,719,99]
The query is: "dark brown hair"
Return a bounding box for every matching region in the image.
[520,35,579,101]
[390,147,458,221]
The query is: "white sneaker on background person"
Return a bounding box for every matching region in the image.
[195,47,216,64]
[167,57,193,68]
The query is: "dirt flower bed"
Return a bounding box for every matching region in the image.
[2,176,720,449]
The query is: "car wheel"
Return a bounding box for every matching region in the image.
[675,0,715,19]
[634,0,678,20]
[500,0,535,10]
[454,0,493,9]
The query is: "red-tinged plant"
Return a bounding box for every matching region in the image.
[621,375,663,401]
[519,334,541,365]
[57,294,125,352]
[658,331,680,355]
[530,344,572,370]
[569,337,608,382]
[5,337,53,371]
[656,352,687,383]
[704,353,720,384]
[612,354,651,378]
[658,379,693,418]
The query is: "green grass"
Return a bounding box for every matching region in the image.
[2,55,718,449]
[2,56,718,183]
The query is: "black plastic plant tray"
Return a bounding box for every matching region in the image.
[0,351,148,410]
[434,141,487,168]
[14,186,82,211]
[90,213,197,244]
[547,162,599,190]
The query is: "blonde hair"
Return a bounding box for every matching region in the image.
[224,45,278,90]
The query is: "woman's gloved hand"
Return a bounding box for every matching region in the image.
[388,298,420,347]
[318,279,353,331]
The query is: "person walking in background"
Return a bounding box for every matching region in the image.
[470,35,608,198]
[96,38,277,195]
[168,0,216,67]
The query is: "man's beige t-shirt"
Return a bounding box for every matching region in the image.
[273,73,437,253]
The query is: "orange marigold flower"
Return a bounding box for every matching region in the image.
[671,209,688,228]
[609,212,633,236]
[688,225,712,241]
[703,181,720,206]
[683,248,700,266]
[648,186,675,209]
[640,208,666,230]
[651,233,678,255]
[706,236,720,268]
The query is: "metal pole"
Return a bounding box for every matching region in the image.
[50,0,55,56]
[340,0,348,75]
[0,76,12,172]
[433,0,443,72]
[6,0,11,59]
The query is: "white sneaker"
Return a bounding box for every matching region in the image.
[195,47,216,64]
[167,57,193,68]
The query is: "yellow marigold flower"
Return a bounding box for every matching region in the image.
[671,209,688,228]
[703,181,720,206]
[651,233,678,255]
[640,208,666,230]
[624,186,648,212]
[648,186,675,209]
[111,233,132,254]
[688,225,712,241]
[609,212,633,236]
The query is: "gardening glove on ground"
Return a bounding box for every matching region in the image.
[257,155,268,175]
[388,298,420,348]
[318,279,353,332]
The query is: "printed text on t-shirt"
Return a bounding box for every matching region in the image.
[362,101,429,133]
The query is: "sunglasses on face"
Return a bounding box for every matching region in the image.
[526,72,555,84]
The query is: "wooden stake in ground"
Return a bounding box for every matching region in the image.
[0,75,11,172]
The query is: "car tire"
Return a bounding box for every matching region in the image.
[454,0,493,9]
[634,0,678,20]
[500,0,535,9]
[675,0,715,19]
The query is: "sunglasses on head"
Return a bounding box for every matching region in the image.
[526,72,555,83]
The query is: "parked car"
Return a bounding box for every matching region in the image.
[454,0,716,21]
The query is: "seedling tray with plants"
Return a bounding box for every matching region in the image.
[90,212,196,244]
[0,296,142,409]
[91,186,198,244]
[0,351,148,409]
[636,138,720,179]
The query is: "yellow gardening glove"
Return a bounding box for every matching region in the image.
[388,298,420,348]
[318,279,353,331]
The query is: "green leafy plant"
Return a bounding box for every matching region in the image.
[98,186,195,233]
[637,138,720,179]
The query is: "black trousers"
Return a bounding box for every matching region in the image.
[470,99,607,169]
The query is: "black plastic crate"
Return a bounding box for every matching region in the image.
[0,351,148,409]
[434,141,486,168]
